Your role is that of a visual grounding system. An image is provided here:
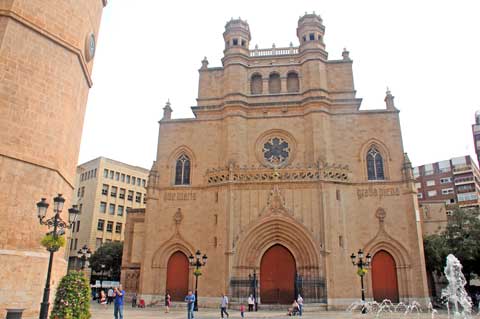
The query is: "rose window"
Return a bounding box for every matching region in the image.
[263,137,290,166]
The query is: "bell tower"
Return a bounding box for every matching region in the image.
[223,18,251,56]
[297,12,326,52]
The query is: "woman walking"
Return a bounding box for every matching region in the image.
[165,291,171,313]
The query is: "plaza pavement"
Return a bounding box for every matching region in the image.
[89,302,459,319]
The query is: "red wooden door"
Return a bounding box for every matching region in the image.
[166,251,189,301]
[260,245,296,304]
[371,250,399,303]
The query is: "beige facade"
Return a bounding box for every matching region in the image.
[122,14,430,309]
[68,157,148,277]
[0,1,105,317]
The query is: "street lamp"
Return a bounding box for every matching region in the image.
[100,264,106,289]
[36,194,79,319]
[77,244,92,270]
[351,249,372,314]
[189,250,207,311]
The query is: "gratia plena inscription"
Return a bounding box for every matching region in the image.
[164,192,196,201]
[357,187,400,200]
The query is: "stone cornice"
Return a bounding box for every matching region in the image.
[0,9,93,87]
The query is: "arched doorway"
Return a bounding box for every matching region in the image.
[260,244,296,304]
[371,250,399,302]
[166,251,189,301]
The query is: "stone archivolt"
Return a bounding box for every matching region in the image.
[205,162,350,185]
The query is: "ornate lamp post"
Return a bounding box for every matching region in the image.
[77,244,92,270]
[36,194,79,319]
[189,250,208,311]
[350,249,372,314]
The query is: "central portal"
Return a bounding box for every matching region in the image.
[260,244,296,304]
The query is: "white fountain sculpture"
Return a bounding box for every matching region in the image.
[441,254,473,319]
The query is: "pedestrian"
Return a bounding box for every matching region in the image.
[220,293,229,318]
[185,290,195,319]
[113,285,125,319]
[100,290,107,309]
[165,291,171,313]
[131,293,137,308]
[108,287,114,304]
[297,294,304,316]
[240,304,245,318]
[247,294,254,312]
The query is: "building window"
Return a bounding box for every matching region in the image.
[93,168,97,177]
[366,146,385,180]
[417,193,423,199]
[111,186,117,197]
[96,238,103,249]
[109,170,114,179]
[427,190,437,197]
[102,184,109,195]
[99,202,107,213]
[426,180,436,187]
[175,154,191,185]
[241,39,246,47]
[142,179,146,187]
[74,239,78,250]
[441,188,454,195]
[70,238,74,250]
[121,173,125,182]
[119,188,125,199]
[117,205,124,216]
[286,72,299,92]
[115,223,122,234]
[106,221,113,232]
[424,164,434,175]
[143,194,147,204]
[97,219,105,231]
[103,169,108,177]
[76,220,80,232]
[77,188,81,197]
[309,33,315,41]
[302,35,306,42]
[440,177,452,184]
[251,74,262,94]
[81,187,85,197]
[127,190,134,201]
[135,192,141,203]
[80,173,84,181]
[268,73,281,94]
[137,178,141,186]
[126,175,130,183]
[109,203,115,215]
[115,172,120,181]
[79,204,83,214]
[414,182,422,189]
[232,38,238,46]
[457,192,478,202]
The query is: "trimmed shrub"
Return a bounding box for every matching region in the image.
[50,271,91,319]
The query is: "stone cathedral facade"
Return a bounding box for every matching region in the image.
[121,14,430,309]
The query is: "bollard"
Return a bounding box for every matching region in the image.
[5,309,24,319]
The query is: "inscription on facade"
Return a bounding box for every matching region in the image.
[357,187,400,200]
[164,192,196,201]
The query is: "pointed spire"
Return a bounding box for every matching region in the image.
[201,56,209,70]
[162,99,172,120]
[342,48,351,61]
[385,87,396,110]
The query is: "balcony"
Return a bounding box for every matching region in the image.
[454,176,474,185]
[453,165,472,174]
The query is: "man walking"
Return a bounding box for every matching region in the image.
[113,285,125,319]
[185,290,195,319]
[220,293,229,318]
[297,294,304,316]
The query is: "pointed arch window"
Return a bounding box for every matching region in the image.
[175,154,191,185]
[367,146,385,180]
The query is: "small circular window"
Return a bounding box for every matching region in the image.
[263,137,290,166]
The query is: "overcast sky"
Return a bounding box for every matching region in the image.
[78,0,480,170]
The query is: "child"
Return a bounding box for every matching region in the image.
[240,304,245,318]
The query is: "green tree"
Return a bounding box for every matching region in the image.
[89,241,123,280]
[50,271,91,319]
[423,208,480,286]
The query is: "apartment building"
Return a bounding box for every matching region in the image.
[414,155,480,211]
[473,111,480,166]
[67,157,149,272]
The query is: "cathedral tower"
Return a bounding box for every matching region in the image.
[0,1,106,317]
